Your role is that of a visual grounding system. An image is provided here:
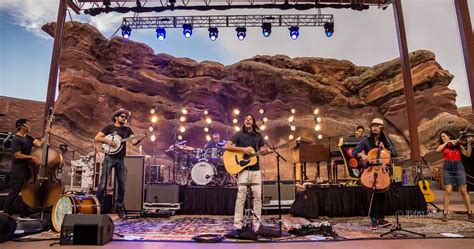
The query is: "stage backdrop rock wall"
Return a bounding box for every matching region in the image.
[35,21,472,181]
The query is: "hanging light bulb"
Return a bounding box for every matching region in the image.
[204,110,209,115]
[206,117,212,124]
[150,109,156,114]
[290,108,296,114]
[289,134,294,140]
[151,115,158,123]
[260,125,266,131]
[318,134,323,140]
[233,109,240,116]
[179,126,186,133]
[179,116,186,122]
[178,135,183,140]
[263,117,268,123]
[150,134,156,142]
[290,125,296,131]
[313,108,319,115]
[234,126,241,132]
[148,126,154,132]
[204,127,209,132]
[206,134,211,141]
[315,124,321,131]
[182,109,188,115]
[232,118,238,124]
[259,109,265,114]
[316,117,322,123]
[264,135,269,140]
[288,116,294,123]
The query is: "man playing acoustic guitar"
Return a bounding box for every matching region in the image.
[352,118,398,230]
[224,114,271,230]
[94,108,145,219]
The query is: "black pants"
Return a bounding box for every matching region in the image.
[3,166,30,216]
[369,192,386,220]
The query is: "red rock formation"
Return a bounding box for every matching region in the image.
[6,21,464,182]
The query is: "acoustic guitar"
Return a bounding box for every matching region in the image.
[223,144,287,174]
[417,163,435,203]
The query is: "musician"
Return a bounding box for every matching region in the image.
[224,114,270,230]
[94,109,144,218]
[436,130,472,220]
[352,118,397,230]
[205,133,222,149]
[338,125,365,147]
[3,119,46,220]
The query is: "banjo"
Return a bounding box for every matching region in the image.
[101,132,146,154]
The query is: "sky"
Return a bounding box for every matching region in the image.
[0,0,474,107]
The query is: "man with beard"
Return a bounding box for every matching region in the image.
[95,109,145,218]
[352,118,398,230]
[224,114,271,231]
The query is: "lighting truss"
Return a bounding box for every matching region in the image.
[122,14,334,30]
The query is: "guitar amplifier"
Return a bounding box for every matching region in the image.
[144,183,180,212]
[262,180,295,210]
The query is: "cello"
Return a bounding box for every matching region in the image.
[21,108,63,208]
[360,146,392,193]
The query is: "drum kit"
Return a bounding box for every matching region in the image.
[165,140,236,186]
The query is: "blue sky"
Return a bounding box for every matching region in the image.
[0,0,473,107]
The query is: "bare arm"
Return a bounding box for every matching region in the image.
[14,152,43,166]
[130,134,146,146]
[224,141,252,154]
[95,131,115,146]
[436,141,451,153]
[460,139,472,157]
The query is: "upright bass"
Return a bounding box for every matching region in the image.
[21,109,63,208]
[360,145,392,193]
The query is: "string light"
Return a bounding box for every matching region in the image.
[289,134,294,140]
[290,125,296,131]
[151,115,158,123]
[179,116,186,122]
[178,135,183,140]
[316,117,322,123]
[150,109,156,114]
[318,134,323,140]
[313,108,319,115]
[263,117,268,123]
[259,109,265,114]
[232,118,238,124]
[290,108,296,114]
[204,127,209,132]
[315,124,321,131]
[206,117,212,124]
[182,109,188,115]
[206,134,211,141]
[233,109,240,116]
[288,116,294,123]
[204,110,209,115]
[234,126,241,132]
[264,135,269,140]
[260,125,266,131]
[148,126,154,132]
[179,126,186,133]
[150,134,156,142]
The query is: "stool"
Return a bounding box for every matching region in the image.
[239,182,260,231]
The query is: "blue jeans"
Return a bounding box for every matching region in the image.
[96,156,127,207]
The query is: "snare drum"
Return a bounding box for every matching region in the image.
[52,194,101,232]
[191,161,216,185]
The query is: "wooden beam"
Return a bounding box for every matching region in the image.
[392,0,421,163]
[454,0,474,114]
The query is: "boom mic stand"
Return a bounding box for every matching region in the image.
[264,141,289,237]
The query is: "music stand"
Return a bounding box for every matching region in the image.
[265,141,289,237]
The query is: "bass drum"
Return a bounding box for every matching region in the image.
[191,161,216,186]
[51,194,101,232]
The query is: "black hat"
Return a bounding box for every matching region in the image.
[15,119,30,129]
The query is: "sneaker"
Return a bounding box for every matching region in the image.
[378,219,392,227]
[370,222,378,230]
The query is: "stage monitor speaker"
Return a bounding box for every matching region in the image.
[123,156,145,212]
[262,180,295,207]
[145,183,179,204]
[60,214,114,245]
[0,213,17,243]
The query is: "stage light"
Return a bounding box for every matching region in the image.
[233,109,240,116]
[313,108,319,115]
[263,117,268,123]
[206,134,211,141]
[179,116,186,122]
[206,117,212,124]
[289,134,294,140]
[150,134,156,142]
[204,127,209,132]
[150,108,156,114]
[182,24,193,38]
[232,118,238,124]
[318,134,323,140]
[148,126,154,132]
[178,135,183,140]
[182,108,188,115]
[290,125,296,131]
[156,27,166,41]
[151,115,158,123]
[324,22,334,37]
[236,27,247,41]
[289,26,299,40]
[288,116,294,123]
[316,117,322,123]
[259,109,265,114]
[208,27,218,41]
[261,23,272,37]
[315,124,321,131]
[234,126,241,132]
[179,126,186,133]
[264,135,269,140]
[121,25,131,39]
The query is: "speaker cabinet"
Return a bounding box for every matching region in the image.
[262,180,295,209]
[0,213,16,243]
[145,183,179,204]
[123,156,145,212]
[60,214,114,245]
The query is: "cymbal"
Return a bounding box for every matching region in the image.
[238,182,260,187]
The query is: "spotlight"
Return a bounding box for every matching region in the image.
[261,23,272,37]
[121,25,131,39]
[324,22,334,37]
[182,24,193,38]
[289,26,299,40]
[208,27,218,41]
[236,27,247,41]
[156,27,166,41]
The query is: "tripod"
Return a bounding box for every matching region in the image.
[240,182,261,231]
[380,185,425,237]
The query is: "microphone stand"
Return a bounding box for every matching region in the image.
[264,141,288,236]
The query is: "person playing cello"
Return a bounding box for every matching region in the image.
[352,118,398,230]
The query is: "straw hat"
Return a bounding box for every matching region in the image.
[111,108,131,122]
